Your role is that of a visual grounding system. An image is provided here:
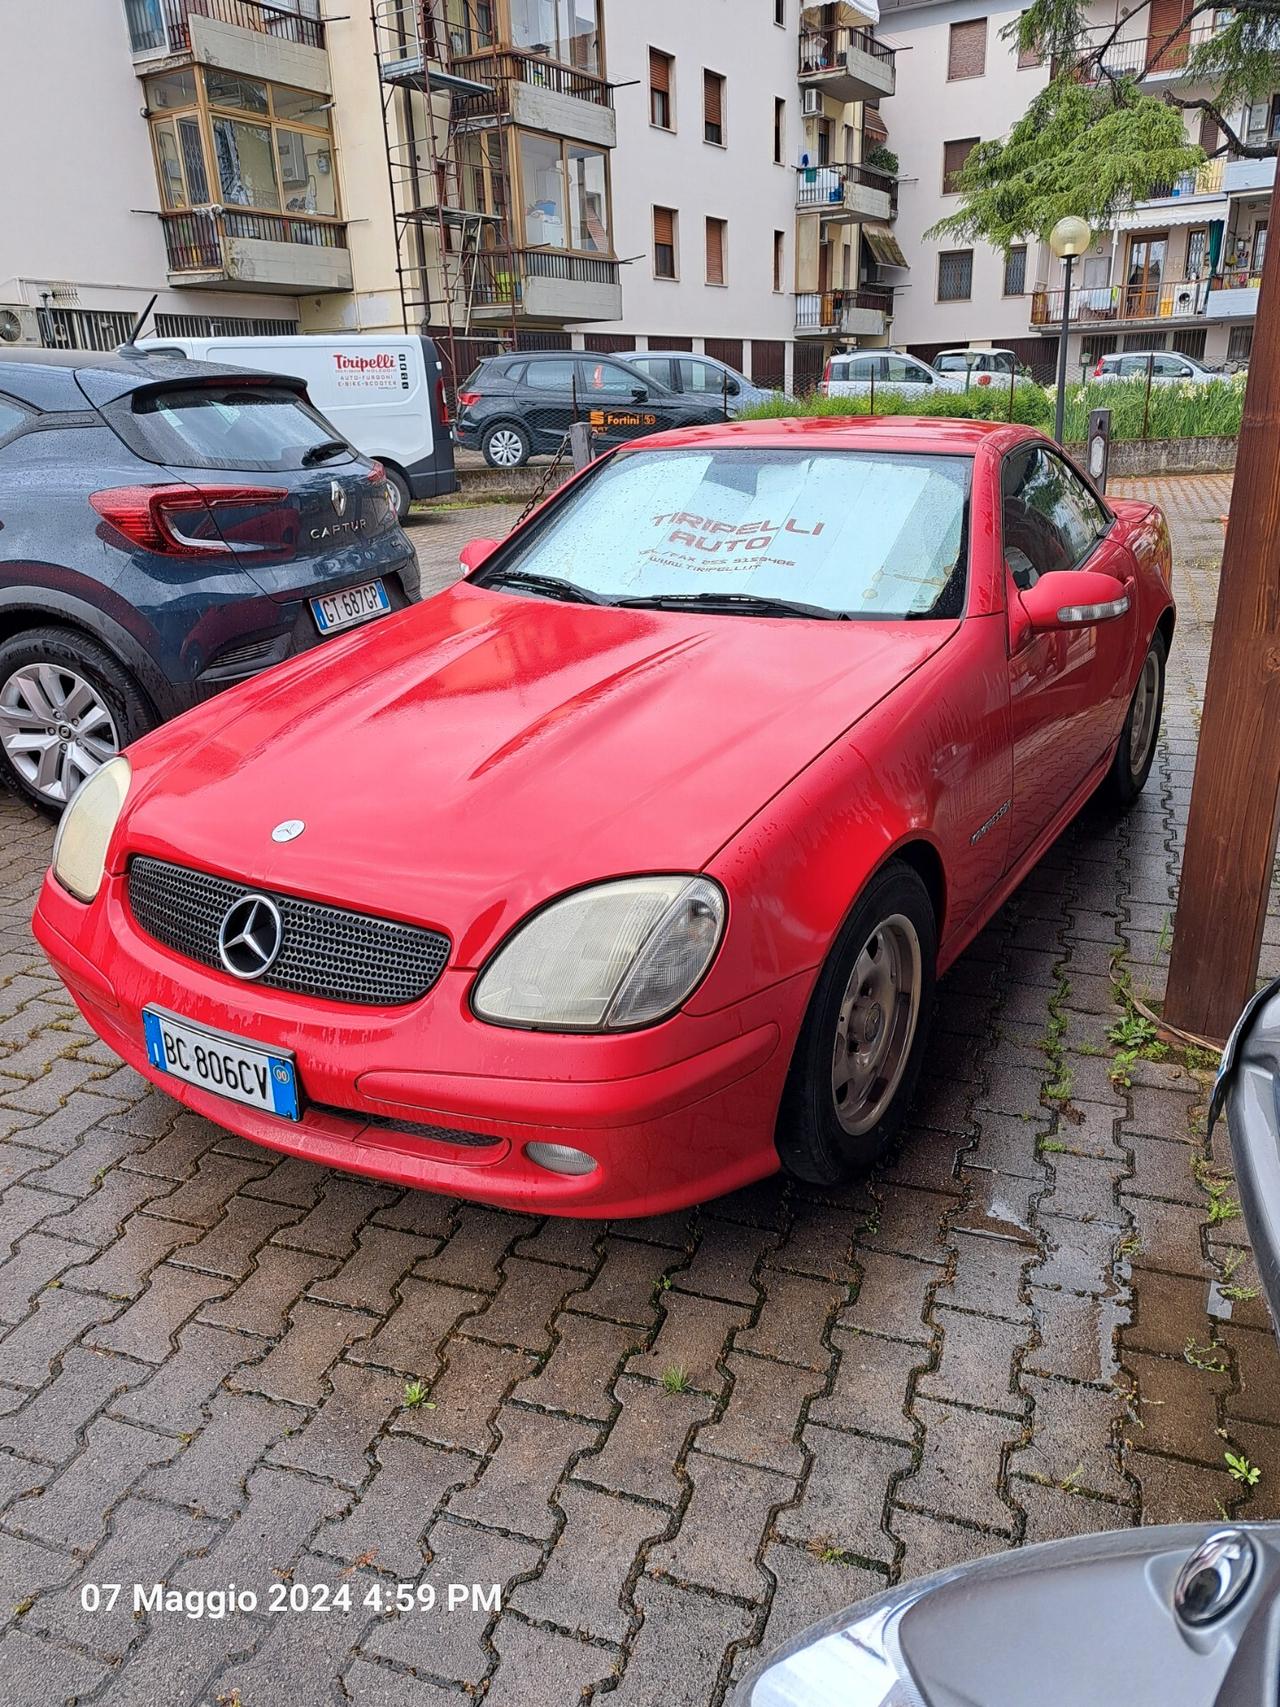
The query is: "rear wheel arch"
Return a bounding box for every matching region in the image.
[1156,605,1175,653]
[0,604,162,724]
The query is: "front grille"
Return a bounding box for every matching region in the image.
[313,1106,500,1147]
[127,857,450,1007]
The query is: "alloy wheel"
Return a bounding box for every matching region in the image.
[487,429,525,468]
[831,913,923,1137]
[0,663,120,806]
[1129,647,1161,774]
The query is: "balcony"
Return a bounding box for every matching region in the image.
[1067,16,1217,82]
[795,286,892,338]
[1206,271,1263,317]
[450,50,616,148]
[1224,155,1277,194]
[1113,160,1228,230]
[796,163,895,223]
[467,249,621,324]
[124,0,330,93]
[1030,274,1209,328]
[159,208,351,293]
[798,26,895,105]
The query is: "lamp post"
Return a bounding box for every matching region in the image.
[1048,215,1092,444]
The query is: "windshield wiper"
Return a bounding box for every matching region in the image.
[485,570,614,606]
[613,591,848,621]
[301,439,350,466]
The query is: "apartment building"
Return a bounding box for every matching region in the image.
[0,0,901,396]
[878,0,1272,374]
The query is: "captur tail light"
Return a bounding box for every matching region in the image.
[457,389,481,409]
[90,485,297,559]
[525,1142,597,1176]
[436,375,452,423]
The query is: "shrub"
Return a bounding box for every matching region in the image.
[739,382,1053,430]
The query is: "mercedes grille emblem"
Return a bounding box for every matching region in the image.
[331,479,348,517]
[217,894,284,981]
[271,819,305,843]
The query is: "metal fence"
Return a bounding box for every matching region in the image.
[159,208,348,271]
[126,0,325,55]
[794,286,893,333]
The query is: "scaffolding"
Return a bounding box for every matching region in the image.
[371,0,520,394]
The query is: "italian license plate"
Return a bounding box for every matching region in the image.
[311,578,390,635]
[142,1008,300,1121]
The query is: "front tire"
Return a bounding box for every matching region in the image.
[482,421,531,469]
[777,860,938,1185]
[1103,629,1166,807]
[0,628,152,815]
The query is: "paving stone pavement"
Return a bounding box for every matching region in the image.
[2,475,1279,1705]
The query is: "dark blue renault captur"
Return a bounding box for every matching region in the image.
[0,347,419,812]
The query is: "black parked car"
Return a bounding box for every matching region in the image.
[0,347,419,813]
[453,350,732,468]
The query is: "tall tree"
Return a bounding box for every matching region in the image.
[932,0,1280,1037]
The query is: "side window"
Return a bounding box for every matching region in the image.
[1153,355,1190,378]
[852,356,884,382]
[0,397,29,443]
[1002,447,1097,587]
[628,355,662,381]
[502,361,527,385]
[886,356,932,385]
[580,360,639,395]
[524,359,577,390]
[1049,452,1110,545]
[682,360,738,396]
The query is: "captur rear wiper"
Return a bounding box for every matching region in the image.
[485,570,614,606]
[301,439,350,466]
[613,591,848,620]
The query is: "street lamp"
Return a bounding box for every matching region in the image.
[1048,215,1092,444]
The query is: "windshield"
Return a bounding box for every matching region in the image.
[476,447,971,619]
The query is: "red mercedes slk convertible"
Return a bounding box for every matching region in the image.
[34,417,1173,1217]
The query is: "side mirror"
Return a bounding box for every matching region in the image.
[459,537,500,573]
[632,386,649,403]
[1018,568,1130,632]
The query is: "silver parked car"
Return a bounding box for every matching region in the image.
[1092,350,1230,385]
[623,351,781,417]
[935,346,1021,380]
[821,350,965,398]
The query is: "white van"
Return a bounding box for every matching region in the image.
[149,333,457,518]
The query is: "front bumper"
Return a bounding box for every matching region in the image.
[34,871,800,1217]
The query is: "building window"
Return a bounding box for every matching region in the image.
[947,18,987,79]
[773,229,785,292]
[649,48,673,129]
[816,119,831,165]
[1172,327,1208,359]
[1186,227,1208,277]
[704,71,725,145]
[517,134,611,253]
[654,206,677,278]
[706,216,727,284]
[145,68,339,219]
[1228,324,1254,363]
[1016,11,1041,65]
[1080,333,1118,367]
[774,98,786,164]
[1003,245,1027,296]
[1121,331,1168,352]
[1253,219,1269,272]
[938,249,973,300]
[775,0,785,23]
[942,137,978,194]
[509,0,601,75]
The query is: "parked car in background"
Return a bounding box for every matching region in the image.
[624,350,781,416]
[935,347,1021,383]
[1211,972,1280,1324]
[150,333,457,519]
[821,350,965,398]
[36,417,1173,1219]
[1092,351,1227,385]
[0,347,418,813]
[452,350,729,467]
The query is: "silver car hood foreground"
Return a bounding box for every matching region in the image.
[1212,973,1280,1327]
[733,1523,1280,1707]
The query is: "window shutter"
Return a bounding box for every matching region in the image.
[654,206,674,247]
[706,217,725,284]
[649,48,670,93]
[942,137,978,193]
[947,19,987,78]
[704,71,723,128]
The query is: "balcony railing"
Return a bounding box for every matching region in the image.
[125,0,325,56]
[450,48,611,107]
[1030,274,1208,326]
[160,207,347,270]
[1142,159,1225,200]
[467,247,620,307]
[1065,16,1216,81]
[795,286,892,333]
[799,25,895,77]
[1210,269,1264,292]
[796,162,897,218]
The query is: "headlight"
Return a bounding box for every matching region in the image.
[472,876,725,1031]
[51,756,131,902]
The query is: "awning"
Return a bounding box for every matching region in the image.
[864,225,909,268]
[1114,197,1229,231]
[801,0,880,23]
[864,109,889,142]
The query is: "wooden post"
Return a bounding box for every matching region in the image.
[1164,238,1280,1040]
[568,420,594,470]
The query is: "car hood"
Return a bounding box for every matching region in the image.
[121,583,956,961]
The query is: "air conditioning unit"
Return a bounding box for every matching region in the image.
[802,88,824,117]
[0,305,40,347]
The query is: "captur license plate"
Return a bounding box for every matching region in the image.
[142,1008,300,1120]
[311,578,390,635]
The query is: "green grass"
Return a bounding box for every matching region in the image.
[740,370,1247,444]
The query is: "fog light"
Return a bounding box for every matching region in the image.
[525,1142,597,1176]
